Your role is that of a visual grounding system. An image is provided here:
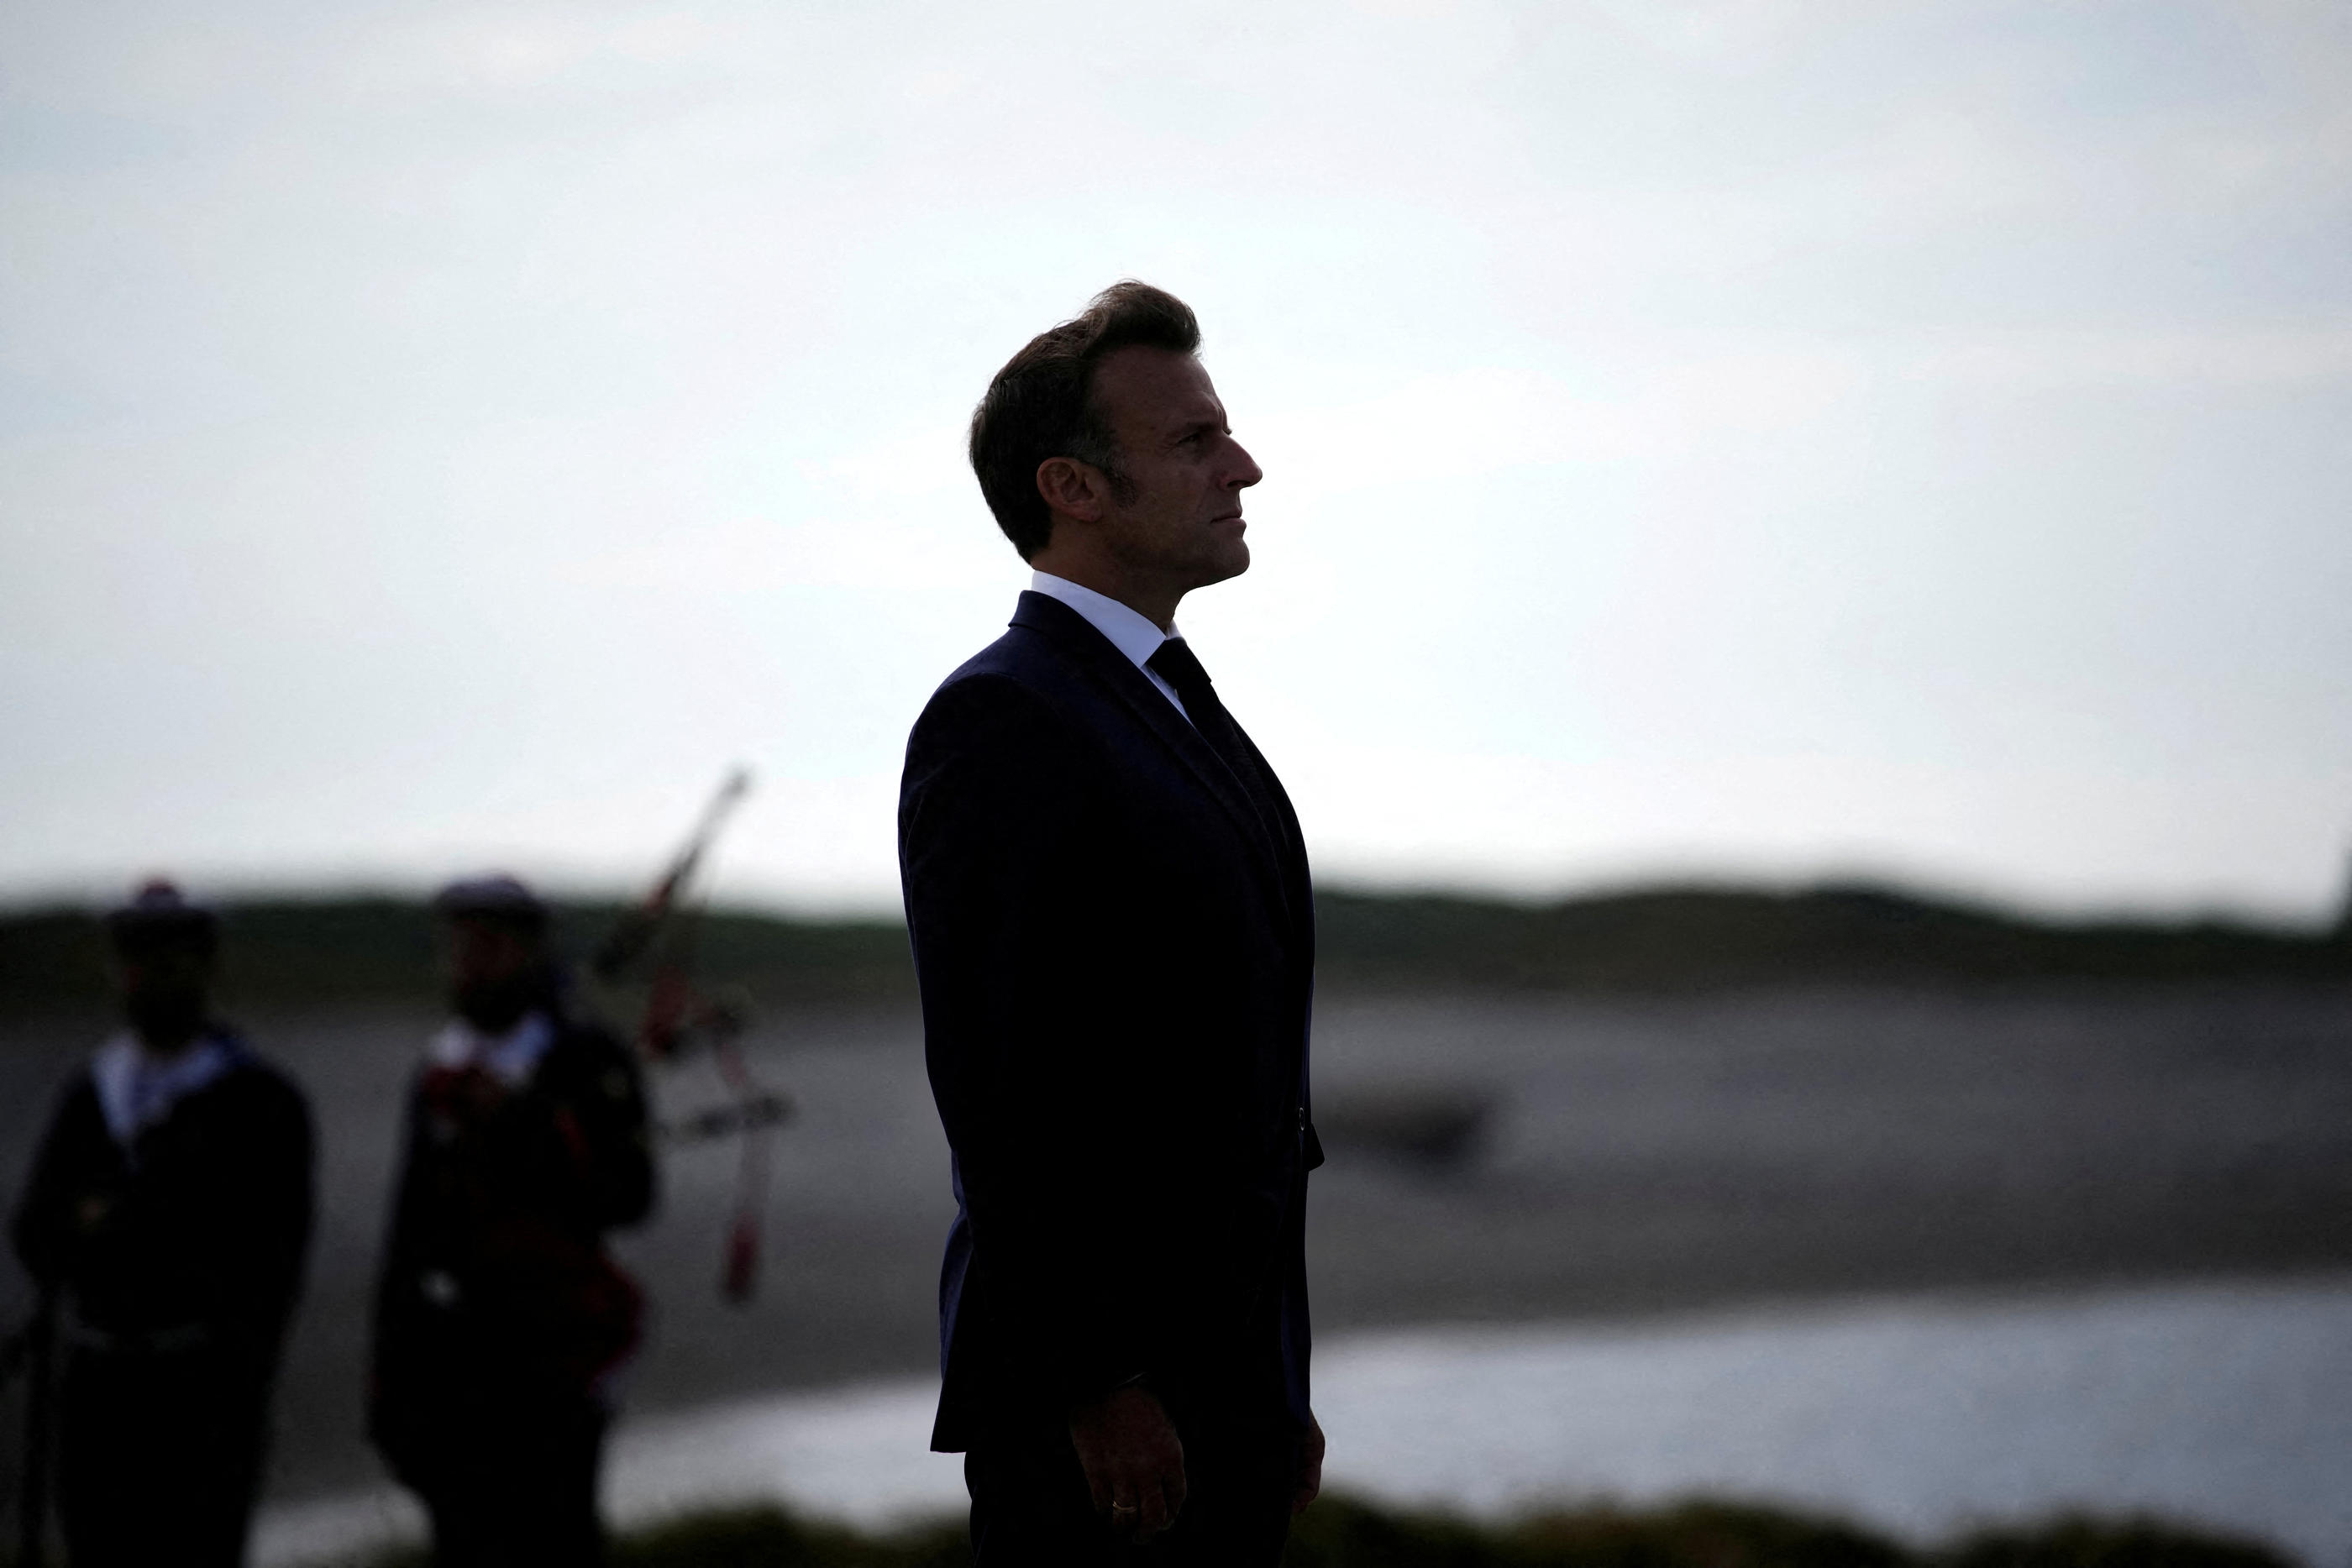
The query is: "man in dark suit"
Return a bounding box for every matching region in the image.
[899,281,1324,1565]
[13,881,314,1568]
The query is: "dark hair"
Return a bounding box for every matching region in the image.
[969,281,1202,559]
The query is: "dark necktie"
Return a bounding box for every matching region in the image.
[1147,637,1284,848]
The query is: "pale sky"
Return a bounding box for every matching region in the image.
[3,1,2347,921]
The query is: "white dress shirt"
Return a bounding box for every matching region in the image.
[1027,570,1191,721]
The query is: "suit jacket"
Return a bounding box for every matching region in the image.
[13,1030,314,1568]
[900,590,1320,1451]
[13,1032,312,1366]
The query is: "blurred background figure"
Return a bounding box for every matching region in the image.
[368,873,654,1568]
[9,879,314,1568]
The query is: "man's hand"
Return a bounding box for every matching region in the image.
[1292,1409,1326,1513]
[1069,1383,1187,1539]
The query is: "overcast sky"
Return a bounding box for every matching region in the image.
[3,1,2347,921]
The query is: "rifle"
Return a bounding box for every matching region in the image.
[593,769,792,1303]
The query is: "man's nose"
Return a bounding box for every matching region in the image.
[1226,440,1263,490]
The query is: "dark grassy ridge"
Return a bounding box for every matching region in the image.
[1,884,2344,1018]
[1310,885,2351,992]
[0,898,916,1016]
[337,1495,2299,1568]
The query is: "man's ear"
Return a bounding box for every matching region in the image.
[1035,455,1109,524]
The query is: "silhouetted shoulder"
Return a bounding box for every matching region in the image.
[541,1014,645,1099]
[916,614,1122,737]
[917,663,1079,734]
[220,1052,312,1123]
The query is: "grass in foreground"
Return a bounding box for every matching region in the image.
[332,1494,2300,1568]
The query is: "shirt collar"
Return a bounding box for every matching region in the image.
[90,1030,239,1149]
[428,1009,557,1088]
[1028,571,1178,674]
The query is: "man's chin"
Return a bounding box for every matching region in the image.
[1201,542,1251,585]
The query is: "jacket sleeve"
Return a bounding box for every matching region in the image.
[10,1079,98,1295]
[900,674,1172,1407]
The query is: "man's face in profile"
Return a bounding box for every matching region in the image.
[1090,345,1263,593]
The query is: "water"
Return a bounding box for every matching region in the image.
[257,1274,2352,1566]
[1315,1281,2352,1550]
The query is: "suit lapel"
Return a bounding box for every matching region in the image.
[1226,721,1315,948]
[1011,594,1294,915]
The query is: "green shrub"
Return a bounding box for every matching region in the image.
[1495,1498,1909,1568]
[608,1505,969,1568]
[1283,1492,1499,1566]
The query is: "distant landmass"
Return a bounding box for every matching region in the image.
[2,883,2343,1016]
[1314,884,2349,992]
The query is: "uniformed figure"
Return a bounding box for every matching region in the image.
[369,874,654,1568]
[11,880,315,1568]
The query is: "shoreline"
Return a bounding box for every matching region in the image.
[256,1269,2352,1568]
